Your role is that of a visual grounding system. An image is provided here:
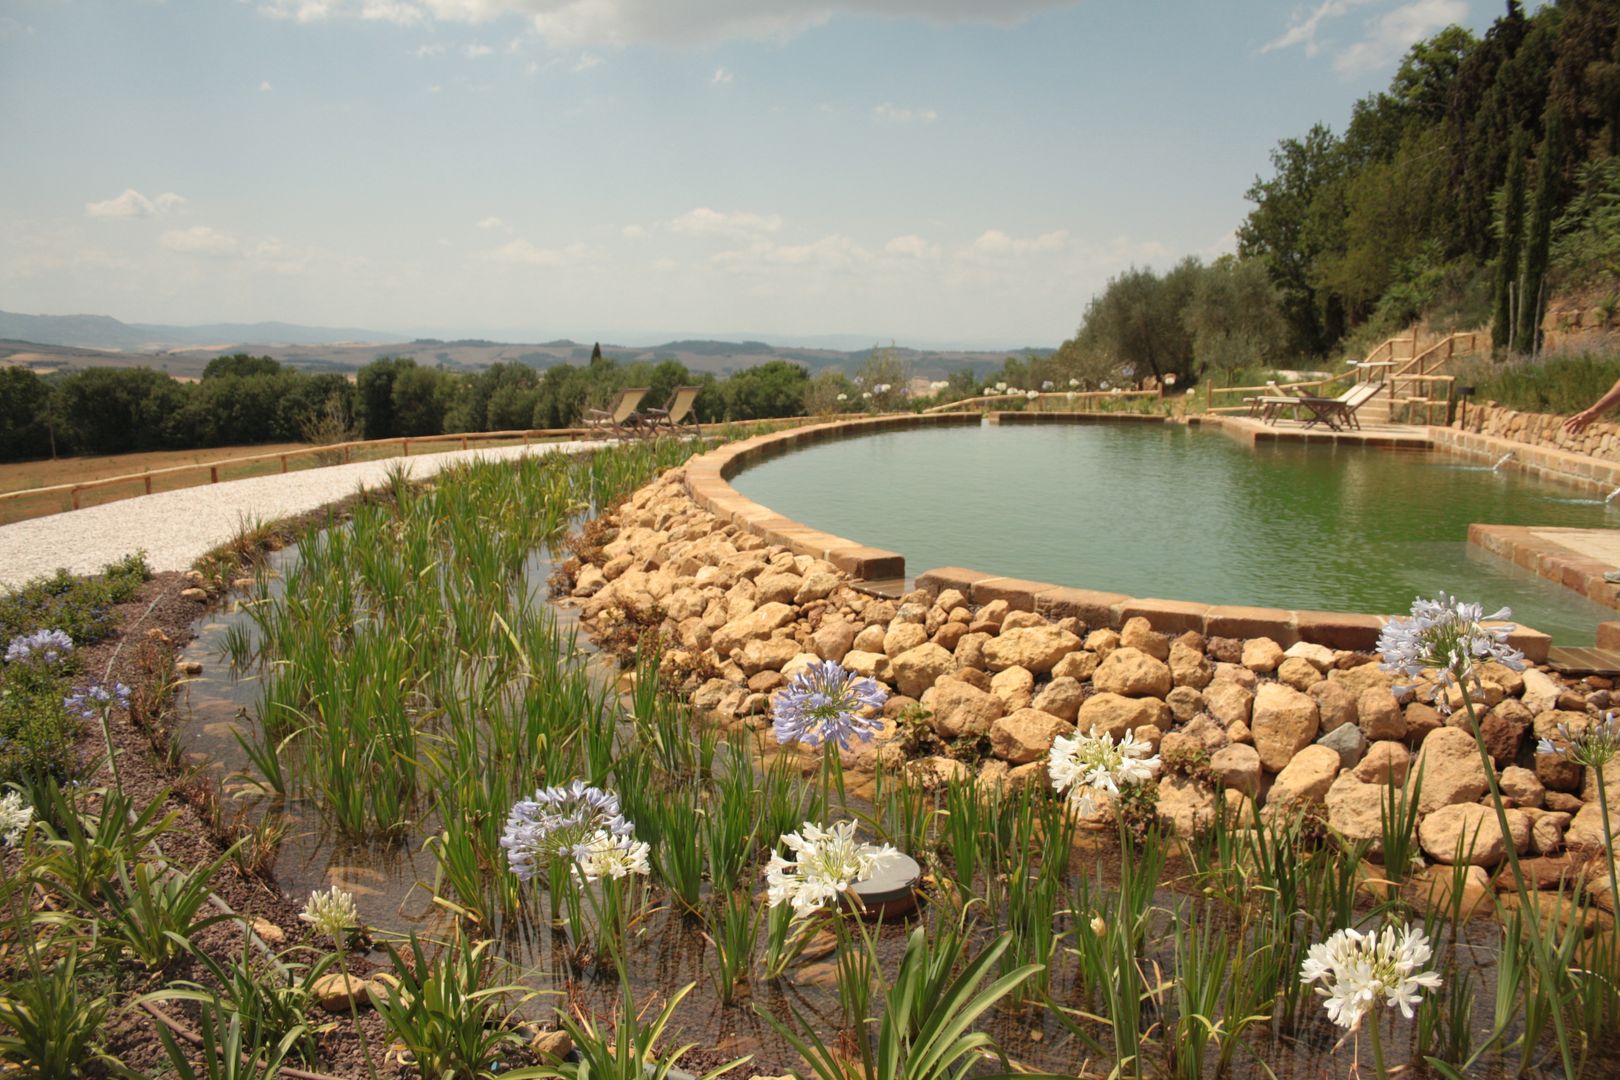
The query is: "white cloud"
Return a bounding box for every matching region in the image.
[711,66,733,85]
[259,0,1075,47]
[885,234,938,258]
[476,215,507,230]
[415,42,445,55]
[484,238,590,266]
[259,80,274,91]
[1261,0,1369,57]
[464,42,493,56]
[85,189,188,219]
[967,228,1068,256]
[573,51,602,70]
[1335,0,1466,74]
[428,83,444,92]
[621,224,646,239]
[160,225,241,256]
[872,102,937,124]
[651,256,679,273]
[668,206,782,240]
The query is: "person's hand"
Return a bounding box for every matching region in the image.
[1565,408,1601,434]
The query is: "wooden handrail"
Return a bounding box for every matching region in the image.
[924,390,1158,414]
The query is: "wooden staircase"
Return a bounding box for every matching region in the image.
[1352,329,1487,425]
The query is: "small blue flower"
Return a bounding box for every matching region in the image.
[772,660,887,751]
[5,629,74,666]
[1377,594,1524,704]
[1538,711,1620,769]
[500,779,637,883]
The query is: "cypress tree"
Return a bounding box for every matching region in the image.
[1514,110,1565,354]
[1492,129,1529,350]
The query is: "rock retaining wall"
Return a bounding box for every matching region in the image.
[1451,401,1620,470]
[560,467,1619,900]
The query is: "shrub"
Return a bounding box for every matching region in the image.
[0,553,150,646]
[1458,350,1620,415]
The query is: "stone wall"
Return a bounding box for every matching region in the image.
[1453,401,1620,462]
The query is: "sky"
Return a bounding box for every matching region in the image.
[0,0,1514,349]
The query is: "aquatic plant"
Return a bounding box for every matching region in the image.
[1300,921,1442,1076]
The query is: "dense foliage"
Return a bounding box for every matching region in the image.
[1459,349,1620,413]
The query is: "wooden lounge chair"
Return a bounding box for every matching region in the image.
[1263,381,1384,431]
[641,385,703,436]
[580,387,650,437]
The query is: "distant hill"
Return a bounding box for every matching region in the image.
[0,309,1052,381]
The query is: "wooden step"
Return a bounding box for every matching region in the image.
[1546,646,1620,677]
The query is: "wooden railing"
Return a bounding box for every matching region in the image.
[1359,329,1486,420]
[924,390,1159,414]
[1203,369,1357,414]
[0,417,810,523]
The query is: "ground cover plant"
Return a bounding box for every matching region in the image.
[4,433,1620,1078]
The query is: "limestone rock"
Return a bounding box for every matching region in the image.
[1567,800,1620,851]
[1500,765,1545,808]
[1209,743,1261,796]
[1267,745,1341,812]
[890,643,954,698]
[1076,692,1170,740]
[1404,702,1444,744]
[1241,637,1284,673]
[1157,774,1218,837]
[1168,640,1214,689]
[1051,650,1100,682]
[1119,617,1169,660]
[989,666,1035,712]
[1419,803,1530,867]
[1520,668,1562,716]
[1283,641,1336,671]
[1204,681,1254,728]
[813,618,857,663]
[1166,685,1204,724]
[794,571,840,604]
[923,678,1005,738]
[990,708,1073,765]
[981,626,1082,675]
[1325,774,1388,845]
[954,632,992,671]
[841,650,890,682]
[1032,676,1084,722]
[1083,628,1120,656]
[1530,811,1571,855]
[1250,683,1320,772]
[1410,727,1489,814]
[1308,680,1357,732]
[312,972,383,1013]
[1352,741,1411,785]
[883,622,929,658]
[1092,647,1172,698]
[737,637,800,676]
[1357,689,1406,741]
[754,571,802,605]
[713,602,796,655]
[1329,661,1395,701]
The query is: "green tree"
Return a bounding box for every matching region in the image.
[56,368,189,454]
[391,365,462,436]
[1493,129,1531,348]
[0,368,52,460]
[1516,110,1568,353]
[720,361,808,420]
[356,356,416,439]
[201,353,282,379]
[1183,256,1289,372]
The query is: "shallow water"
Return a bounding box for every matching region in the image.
[730,423,1619,643]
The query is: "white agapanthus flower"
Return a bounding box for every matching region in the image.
[299,887,359,944]
[1377,593,1525,704]
[1047,726,1161,817]
[1300,922,1442,1032]
[0,791,34,846]
[765,820,899,919]
[571,829,651,882]
[1538,710,1620,768]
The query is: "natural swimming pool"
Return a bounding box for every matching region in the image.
[730,421,1620,643]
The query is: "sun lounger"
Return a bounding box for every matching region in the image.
[580,387,650,437]
[641,385,703,436]
[1263,381,1384,431]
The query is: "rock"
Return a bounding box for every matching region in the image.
[1500,765,1545,808]
[1521,668,1562,716]
[922,679,1005,738]
[1241,637,1284,673]
[1002,611,1048,631]
[1092,647,1172,698]
[953,666,993,693]
[982,627,1082,675]
[1410,727,1489,813]
[1158,775,1218,837]
[1165,686,1204,724]
[1352,741,1411,785]
[1084,628,1120,656]
[531,1029,575,1063]
[883,622,929,658]
[1317,723,1368,771]
[794,571,840,604]
[737,637,800,676]
[987,667,1034,712]
[989,709,1073,765]
[713,602,797,655]
[933,623,968,652]
[311,972,383,1013]
[934,588,967,613]
[180,587,208,602]
[1325,774,1389,845]
[249,917,285,946]
[1329,661,1395,701]
[1119,617,1169,660]
[1544,791,1583,813]
[1582,756,1620,805]
[1271,656,1314,692]
[853,624,887,654]
[1051,650,1100,682]
[1032,677,1084,722]
[573,565,607,597]
[1204,681,1254,728]
[1076,692,1170,740]
[1267,745,1341,812]
[1477,703,1528,766]
[1419,803,1530,867]
[841,650,889,682]
[1357,689,1406,741]
[748,670,786,694]
[813,618,857,663]
[1227,720,1252,744]
[1308,680,1357,732]
[1567,800,1620,851]
[976,599,1011,628]
[1250,683,1321,772]
[1284,641,1336,670]
[890,643,954,698]
[1167,640,1213,689]
[753,571,802,605]
[1182,714,1231,751]
[1209,743,1261,796]
[1207,636,1242,664]
[1403,702,1444,744]
[1530,811,1571,855]
[1133,723,1164,752]
[175,658,203,676]
[1212,662,1256,690]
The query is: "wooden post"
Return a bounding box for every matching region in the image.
[210,465,220,484]
[403,439,410,457]
[344,446,351,464]
[280,455,288,473]
[144,474,153,495]
[461,435,468,451]
[72,489,81,510]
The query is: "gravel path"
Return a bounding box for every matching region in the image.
[0,441,604,589]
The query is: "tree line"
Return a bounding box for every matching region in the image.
[1044,0,1619,391]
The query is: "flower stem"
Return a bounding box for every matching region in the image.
[333,946,380,1080]
[1368,1012,1388,1080]
[1594,769,1620,941]
[97,705,122,795]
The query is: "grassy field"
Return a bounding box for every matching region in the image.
[0,436,552,526]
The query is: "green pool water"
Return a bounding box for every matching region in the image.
[729,422,1620,644]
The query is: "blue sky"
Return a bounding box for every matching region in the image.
[0,0,1508,348]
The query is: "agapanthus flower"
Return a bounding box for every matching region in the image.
[765,820,899,919]
[1538,710,1620,769]
[1048,726,1161,817]
[1300,922,1442,1033]
[501,779,639,883]
[63,681,132,720]
[571,829,651,883]
[5,629,73,666]
[0,791,34,846]
[299,887,359,944]
[1377,593,1525,703]
[772,660,887,751]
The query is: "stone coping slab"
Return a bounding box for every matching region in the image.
[1197,414,1434,449]
[681,413,1557,661]
[1430,425,1620,496]
[1469,524,1620,612]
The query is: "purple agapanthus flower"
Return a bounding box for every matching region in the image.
[5,629,74,666]
[500,779,636,882]
[1377,594,1524,703]
[1538,711,1620,768]
[772,659,887,750]
[64,681,131,720]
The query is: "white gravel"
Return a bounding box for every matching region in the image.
[0,441,604,590]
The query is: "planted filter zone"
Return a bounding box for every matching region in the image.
[165,442,1620,1077]
[729,422,1620,643]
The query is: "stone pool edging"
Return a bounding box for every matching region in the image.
[1430,422,1620,496]
[681,413,1552,663]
